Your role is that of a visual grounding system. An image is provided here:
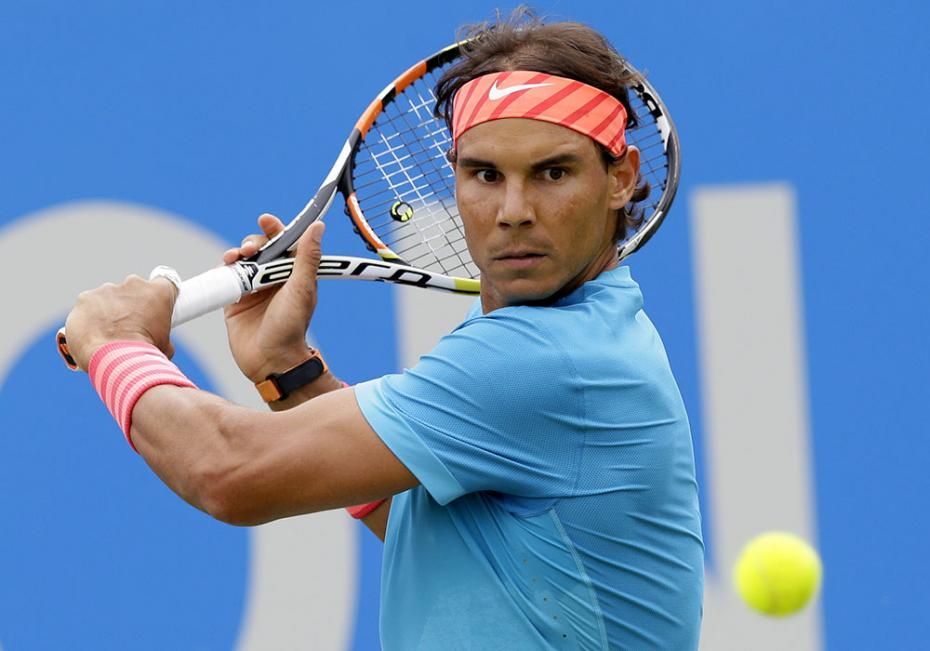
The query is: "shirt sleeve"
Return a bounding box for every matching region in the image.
[354,308,585,505]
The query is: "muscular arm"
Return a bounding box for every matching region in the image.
[65,218,401,535]
[261,370,393,539]
[216,216,394,536]
[129,381,415,527]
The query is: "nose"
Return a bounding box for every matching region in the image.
[496,181,536,228]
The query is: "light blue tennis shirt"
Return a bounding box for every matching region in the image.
[354,266,703,650]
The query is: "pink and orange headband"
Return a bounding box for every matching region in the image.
[452,70,628,157]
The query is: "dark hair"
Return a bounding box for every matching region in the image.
[434,7,650,241]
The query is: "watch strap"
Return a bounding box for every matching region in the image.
[255,349,328,402]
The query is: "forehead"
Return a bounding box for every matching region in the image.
[456,118,599,161]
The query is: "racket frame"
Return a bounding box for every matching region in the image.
[57,42,680,370]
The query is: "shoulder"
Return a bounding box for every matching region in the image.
[354,305,588,501]
[366,306,583,425]
[439,305,574,377]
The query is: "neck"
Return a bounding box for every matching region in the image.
[480,243,619,313]
[553,242,619,300]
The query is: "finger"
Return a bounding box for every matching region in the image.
[257,213,286,238]
[223,236,265,264]
[238,234,267,259]
[240,234,266,249]
[283,221,325,307]
[223,233,267,265]
[232,215,283,262]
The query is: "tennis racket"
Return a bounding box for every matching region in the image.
[57,40,679,370]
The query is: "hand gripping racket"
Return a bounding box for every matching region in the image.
[57,41,680,370]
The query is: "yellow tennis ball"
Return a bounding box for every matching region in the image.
[733,531,822,616]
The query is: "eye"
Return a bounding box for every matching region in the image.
[476,169,500,183]
[544,168,567,181]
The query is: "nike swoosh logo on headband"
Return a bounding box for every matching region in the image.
[488,80,554,101]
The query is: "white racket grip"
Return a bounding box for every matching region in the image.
[169,264,249,327]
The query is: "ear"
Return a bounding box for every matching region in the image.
[607,146,640,210]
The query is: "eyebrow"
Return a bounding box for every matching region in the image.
[456,152,585,170]
[530,153,585,171]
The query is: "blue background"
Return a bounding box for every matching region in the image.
[2,2,928,649]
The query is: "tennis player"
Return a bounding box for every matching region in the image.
[64,11,703,650]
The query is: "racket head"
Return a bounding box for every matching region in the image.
[256,41,679,293]
[617,74,681,261]
[344,44,479,293]
[345,41,680,279]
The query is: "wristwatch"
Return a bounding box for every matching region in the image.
[255,349,329,403]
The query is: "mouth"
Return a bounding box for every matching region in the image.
[493,250,547,270]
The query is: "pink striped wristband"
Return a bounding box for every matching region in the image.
[88,341,197,451]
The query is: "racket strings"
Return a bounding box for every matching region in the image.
[352,70,478,280]
[354,111,450,207]
[377,76,474,275]
[356,128,470,275]
[624,94,671,226]
[350,62,672,274]
[363,88,458,215]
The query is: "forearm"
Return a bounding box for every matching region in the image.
[259,366,396,539]
[128,384,247,516]
[128,384,321,524]
[68,217,418,528]
[124,382,416,526]
[265,365,391,536]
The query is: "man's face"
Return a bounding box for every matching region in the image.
[454,118,639,312]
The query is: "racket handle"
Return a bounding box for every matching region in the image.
[56,264,250,371]
[170,264,249,327]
